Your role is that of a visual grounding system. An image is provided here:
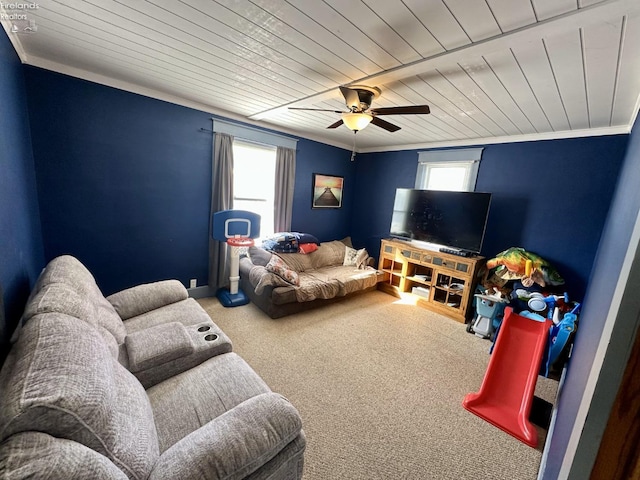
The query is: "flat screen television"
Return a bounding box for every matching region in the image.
[389,189,492,254]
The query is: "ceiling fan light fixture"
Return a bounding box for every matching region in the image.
[341,112,373,131]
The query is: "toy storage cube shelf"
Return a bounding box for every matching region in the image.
[377,239,485,323]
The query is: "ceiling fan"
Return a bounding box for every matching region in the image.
[288,85,430,132]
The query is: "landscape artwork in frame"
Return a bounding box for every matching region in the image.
[312,174,343,209]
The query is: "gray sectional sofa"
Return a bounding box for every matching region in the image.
[0,255,305,479]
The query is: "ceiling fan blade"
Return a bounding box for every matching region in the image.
[339,86,360,109]
[327,119,344,129]
[369,105,431,116]
[371,116,401,132]
[288,107,345,113]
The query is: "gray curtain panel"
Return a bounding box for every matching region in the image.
[208,133,234,294]
[274,146,296,233]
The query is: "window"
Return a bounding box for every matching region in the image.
[212,119,297,239]
[232,140,276,239]
[416,148,483,192]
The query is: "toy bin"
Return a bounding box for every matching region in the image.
[467,294,509,339]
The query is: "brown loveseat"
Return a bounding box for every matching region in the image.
[239,239,379,318]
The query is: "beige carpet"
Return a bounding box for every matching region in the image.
[198,291,557,480]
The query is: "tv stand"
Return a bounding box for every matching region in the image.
[378,239,485,323]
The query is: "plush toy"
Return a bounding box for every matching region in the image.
[486,247,564,287]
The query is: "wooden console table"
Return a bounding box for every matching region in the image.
[377,239,485,323]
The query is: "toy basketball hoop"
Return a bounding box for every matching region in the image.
[212,210,261,307]
[227,237,254,248]
[225,237,254,296]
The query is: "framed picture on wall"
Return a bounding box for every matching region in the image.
[312,174,343,209]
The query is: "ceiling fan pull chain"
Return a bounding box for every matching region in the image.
[351,131,357,162]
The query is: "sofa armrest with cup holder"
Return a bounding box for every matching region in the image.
[124,320,233,388]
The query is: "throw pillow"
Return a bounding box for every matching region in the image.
[294,232,320,245]
[265,255,300,285]
[298,243,319,254]
[343,246,358,266]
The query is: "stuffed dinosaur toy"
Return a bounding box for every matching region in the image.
[486,247,564,287]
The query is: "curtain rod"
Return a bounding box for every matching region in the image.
[209,117,297,143]
[199,128,299,151]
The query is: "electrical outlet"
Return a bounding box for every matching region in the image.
[189,279,197,289]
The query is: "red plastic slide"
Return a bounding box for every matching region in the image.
[462,307,551,447]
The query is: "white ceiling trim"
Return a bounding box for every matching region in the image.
[358,125,630,154]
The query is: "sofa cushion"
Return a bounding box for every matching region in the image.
[148,393,303,480]
[125,322,195,373]
[269,266,378,304]
[32,255,126,343]
[310,240,347,269]
[123,298,212,334]
[129,320,233,389]
[320,265,378,295]
[0,432,129,479]
[250,266,293,295]
[273,250,314,273]
[147,352,271,453]
[32,255,96,293]
[0,313,160,479]
[21,282,119,358]
[107,280,188,320]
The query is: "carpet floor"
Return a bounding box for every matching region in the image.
[198,290,557,480]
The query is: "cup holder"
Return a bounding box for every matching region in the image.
[204,334,218,342]
[197,325,211,332]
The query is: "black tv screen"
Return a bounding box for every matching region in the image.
[390,189,492,254]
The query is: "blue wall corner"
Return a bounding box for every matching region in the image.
[0,30,45,357]
[291,138,355,242]
[540,114,640,480]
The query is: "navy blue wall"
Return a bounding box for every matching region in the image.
[352,137,627,300]
[23,67,356,294]
[541,113,640,479]
[291,138,355,242]
[24,67,213,295]
[0,31,44,360]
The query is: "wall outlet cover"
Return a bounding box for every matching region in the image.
[189,279,197,288]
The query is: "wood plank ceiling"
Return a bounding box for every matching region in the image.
[3,0,640,152]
